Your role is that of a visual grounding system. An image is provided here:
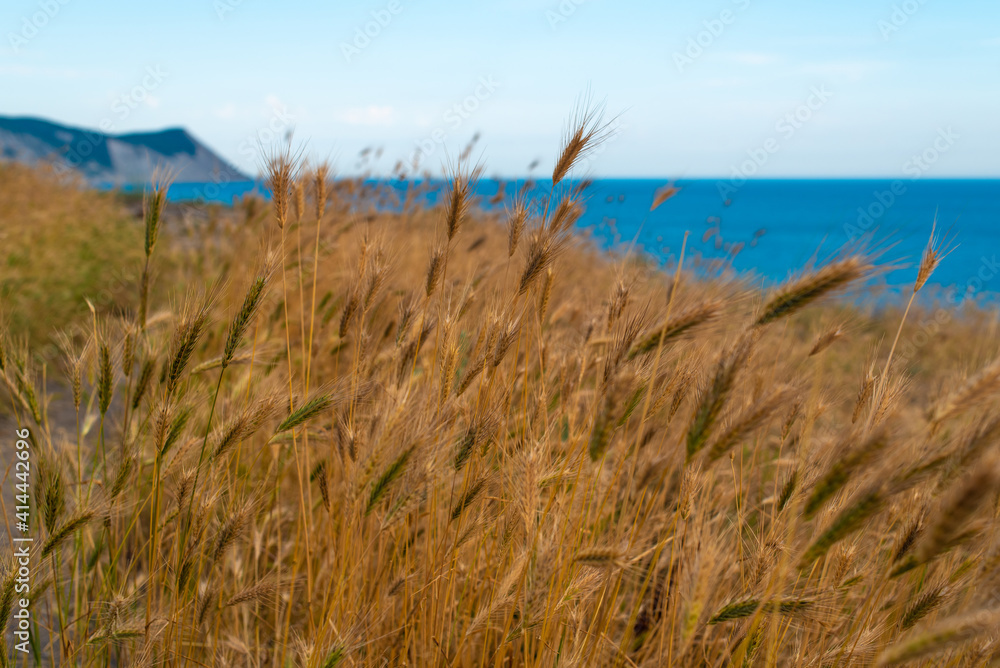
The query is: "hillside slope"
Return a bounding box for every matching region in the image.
[0,115,248,185]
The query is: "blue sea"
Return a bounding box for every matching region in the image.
[151,178,1000,303]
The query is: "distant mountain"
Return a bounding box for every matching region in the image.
[0,115,249,185]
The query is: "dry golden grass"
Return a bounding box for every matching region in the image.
[2,113,1000,667]
[0,163,145,345]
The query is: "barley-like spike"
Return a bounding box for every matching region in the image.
[316,460,331,512]
[161,406,192,458]
[506,195,528,257]
[914,220,954,294]
[778,470,799,512]
[425,248,444,298]
[275,393,335,434]
[143,168,172,257]
[809,324,846,356]
[339,291,359,339]
[444,164,482,241]
[0,568,16,629]
[800,489,884,567]
[876,610,1000,666]
[628,302,720,360]
[927,356,1000,427]
[166,298,212,396]
[38,462,65,532]
[110,450,136,501]
[574,547,626,569]
[98,342,113,416]
[131,359,154,411]
[293,178,305,222]
[706,385,793,461]
[121,324,135,377]
[518,232,554,296]
[686,335,753,459]
[548,195,583,235]
[755,258,867,326]
[314,162,329,221]
[893,516,923,563]
[366,447,414,515]
[42,511,96,558]
[552,97,616,186]
[196,590,215,628]
[457,354,487,396]
[803,428,889,519]
[491,321,519,368]
[901,586,947,630]
[454,428,478,471]
[225,578,277,607]
[538,268,554,323]
[852,373,876,424]
[223,260,273,368]
[913,466,998,568]
[451,476,489,521]
[320,644,346,668]
[213,502,253,563]
[709,598,813,624]
[266,146,297,230]
[213,394,281,459]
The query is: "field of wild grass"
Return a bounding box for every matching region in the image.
[2,112,1000,667]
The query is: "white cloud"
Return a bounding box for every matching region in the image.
[0,64,93,78]
[336,105,395,126]
[214,103,237,119]
[716,51,780,66]
[798,60,893,81]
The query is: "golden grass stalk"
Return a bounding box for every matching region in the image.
[927,356,1000,427]
[686,333,754,458]
[97,340,113,416]
[131,358,154,410]
[212,393,281,459]
[913,219,954,294]
[574,547,628,570]
[708,598,813,624]
[548,195,583,235]
[166,294,213,396]
[706,384,794,462]
[869,222,954,431]
[650,183,680,211]
[900,585,947,630]
[274,391,335,434]
[366,446,414,515]
[450,475,490,521]
[222,253,275,369]
[755,257,867,326]
[894,465,999,576]
[876,610,1000,666]
[445,162,483,242]
[212,499,255,563]
[800,487,884,567]
[506,193,529,257]
[140,167,174,328]
[552,97,616,186]
[809,323,846,356]
[518,231,557,295]
[266,146,297,230]
[803,427,889,519]
[42,510,96,558]
[628,301,720,361]
[425,248,444,298]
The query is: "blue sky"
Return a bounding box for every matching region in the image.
[3,0,998,177]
